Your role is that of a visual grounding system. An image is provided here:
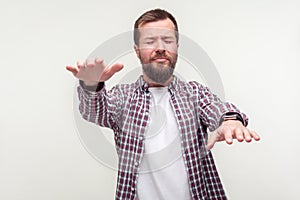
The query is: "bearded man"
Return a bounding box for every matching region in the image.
[66,8,260,200]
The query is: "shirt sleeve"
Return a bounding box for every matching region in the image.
[77,81,122,129]
[192,82,248,132]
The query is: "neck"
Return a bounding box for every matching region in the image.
[143,74,173,87]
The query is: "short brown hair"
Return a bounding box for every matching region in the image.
[134,9,179,45]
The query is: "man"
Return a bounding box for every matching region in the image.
[66,9,260,200]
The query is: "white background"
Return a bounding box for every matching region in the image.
[1,0,299,199]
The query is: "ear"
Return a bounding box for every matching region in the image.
[134,44,141,59]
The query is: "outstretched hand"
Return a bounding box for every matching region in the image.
[206,120,260,150]
[66,58,124,85]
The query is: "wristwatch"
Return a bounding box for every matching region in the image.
[79,80,105,92]
[219,112,244,125]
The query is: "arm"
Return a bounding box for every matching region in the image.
[192,82,260,149]
[77,81,123,128]
[66,58,124,128]
[195,83,247,131]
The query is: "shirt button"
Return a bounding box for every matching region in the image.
[131,187,135,191]
[139,136,144,141]
[134,162,139,167]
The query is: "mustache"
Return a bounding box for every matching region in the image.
[151,53,171,61]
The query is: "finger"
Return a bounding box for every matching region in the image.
[101,63,124,81]
[95,57,104,64]
[242,128,252,142]
[109,63,124,73]
[234,128,244,142]
[250,130,260,141]
[205,142,215,150]
[85,59,95,68]
[77,61,85,69]
[206,132,218,150]
[224,130,233,145]
[66,65,79,76]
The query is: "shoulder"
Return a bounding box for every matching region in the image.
[109,82,136,96]
[187,80,205,89]
[175,79,216,101]
[177,78,208,93]
[110,78,141,95]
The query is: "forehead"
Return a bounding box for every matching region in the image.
[138,18,175,30]
[138,18,176,38]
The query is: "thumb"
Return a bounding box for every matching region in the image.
[66,65,79,77]
[110,63,124,74]
[101,63,124,81]
[206,131,218,150]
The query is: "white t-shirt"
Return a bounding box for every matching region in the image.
[137,87,192,200]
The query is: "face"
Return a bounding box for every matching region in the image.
[134,18,179,85]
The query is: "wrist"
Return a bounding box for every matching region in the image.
[219,112,245,126]
[79,80,104,92]
[83,81,99,86]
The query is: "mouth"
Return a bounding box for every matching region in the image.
[152,57,170,63]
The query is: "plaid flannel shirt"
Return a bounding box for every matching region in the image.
[77,75,248,200]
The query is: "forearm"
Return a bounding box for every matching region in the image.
[197,84,248,131]
[77,81,115,128]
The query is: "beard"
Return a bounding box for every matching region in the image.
[141,52,177,85]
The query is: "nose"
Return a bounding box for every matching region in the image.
[155,40,166,53]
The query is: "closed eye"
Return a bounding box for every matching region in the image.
[165,40,174,44]
[145,41,154,44]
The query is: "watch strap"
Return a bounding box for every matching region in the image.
[79,80,104,92]
[219,112,245,126]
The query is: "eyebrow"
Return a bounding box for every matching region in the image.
[143,37,155,40]
[162,36,175,40]
[142,36,175,40]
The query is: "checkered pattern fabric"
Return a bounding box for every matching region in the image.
[77,76,248,200]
